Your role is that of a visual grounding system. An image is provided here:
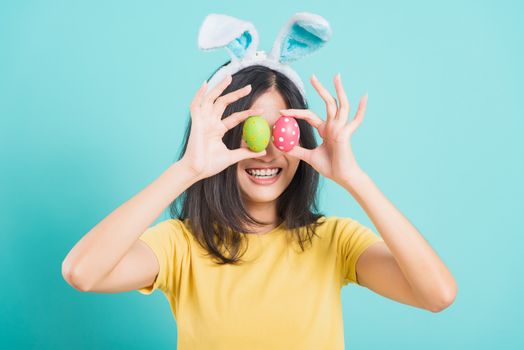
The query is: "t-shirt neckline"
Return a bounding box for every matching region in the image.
[182,218,286,238]
[244,221,286,237]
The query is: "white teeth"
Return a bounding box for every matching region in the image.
[246,168,280,177]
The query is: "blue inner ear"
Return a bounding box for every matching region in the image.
[279,22,329,63]
[226,31,252,60]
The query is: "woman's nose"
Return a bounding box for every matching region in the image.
[265,137,281,155]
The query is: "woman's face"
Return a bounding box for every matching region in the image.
[237,88,301,204]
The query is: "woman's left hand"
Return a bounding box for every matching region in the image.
[280,73,368,186]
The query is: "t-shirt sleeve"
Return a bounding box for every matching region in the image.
[136,219,182,295]
[335,216,384,287]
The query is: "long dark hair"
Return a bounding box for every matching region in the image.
[169,63,326,265]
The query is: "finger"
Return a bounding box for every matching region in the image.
[190,80,208,112]
[334,74,350,123]
[279,108,324,130]
[230,147,267,164]
[347,94,368,135]
[203,75,233,106]
[213,84,252,117]
[222,108,264,131]
[311,75,338,121]
[287,145,313,163]
[279,108,327,138]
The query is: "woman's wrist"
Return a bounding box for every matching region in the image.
[173,157,204,184]
[339,167,369,192]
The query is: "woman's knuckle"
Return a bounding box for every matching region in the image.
[214,100,226,109]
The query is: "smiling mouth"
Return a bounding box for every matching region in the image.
[245,168,283,178]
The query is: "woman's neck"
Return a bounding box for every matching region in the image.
[244,200,280,234]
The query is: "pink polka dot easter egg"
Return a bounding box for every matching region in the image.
[272,116,300,152]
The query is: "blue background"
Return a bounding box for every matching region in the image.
[1,0,523,349]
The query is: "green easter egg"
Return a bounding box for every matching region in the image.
[242,116,270,152]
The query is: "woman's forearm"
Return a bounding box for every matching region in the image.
[342,169,457,309]
[61,159,198,291]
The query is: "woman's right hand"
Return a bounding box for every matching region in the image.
[180,75,267,181]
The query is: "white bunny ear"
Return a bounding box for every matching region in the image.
[269,12,332,63]
[198,14,259,61]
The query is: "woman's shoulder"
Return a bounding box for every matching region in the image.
[313,215,352,228]
[146,218,194,244]
[311,215,370,237]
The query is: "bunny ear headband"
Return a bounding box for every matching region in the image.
[198,12,332,98]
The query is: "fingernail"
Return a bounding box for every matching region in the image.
[202,80,207,86]
[311,74,317,80]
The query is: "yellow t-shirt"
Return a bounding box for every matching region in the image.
[137,216,384,349]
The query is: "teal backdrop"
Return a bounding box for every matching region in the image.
[1,0,523,349]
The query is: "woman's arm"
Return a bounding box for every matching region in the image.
[281,73,457,312]
[62,75,265,292]
[342,170,457,312]
[61,159,198,292]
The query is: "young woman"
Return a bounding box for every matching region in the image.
[62,64,457,349]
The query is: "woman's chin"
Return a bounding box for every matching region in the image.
[240,189,280,204]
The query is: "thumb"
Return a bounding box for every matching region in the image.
[230,148,267,164]
[287,145,312,162]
